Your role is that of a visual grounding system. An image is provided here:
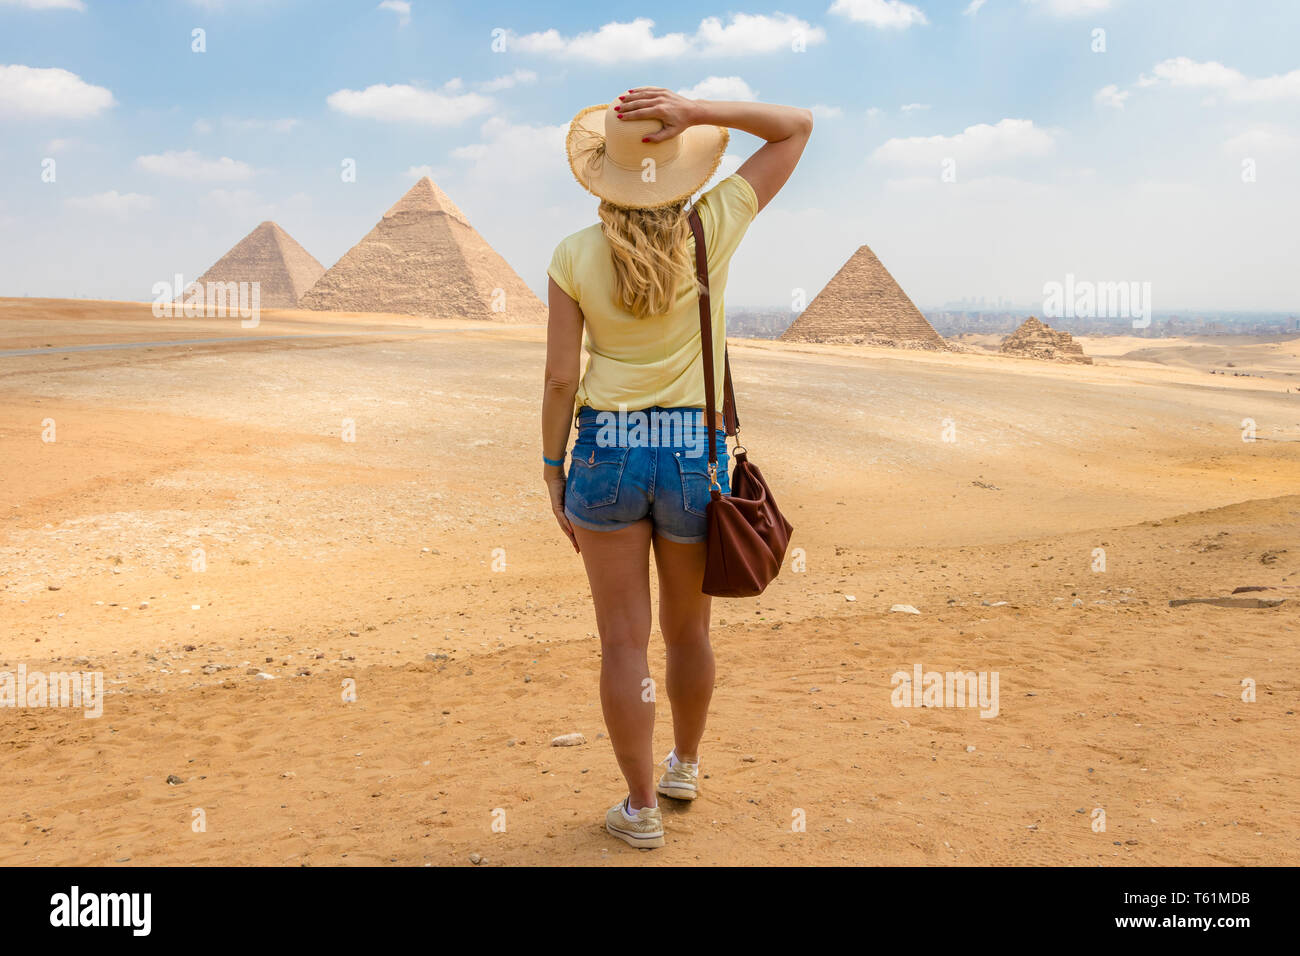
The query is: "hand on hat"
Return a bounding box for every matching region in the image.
[615,87,698,144]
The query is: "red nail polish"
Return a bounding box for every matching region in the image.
[641,137,649,143]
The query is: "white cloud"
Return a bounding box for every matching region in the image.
[871,118,1056,167]
[1023,0,1113,15]
[64,190,153,217]
[1136,57,1300,103]
[1094,84,1129,109]
[828,0,929,30]
[507,20,686,61]
[44,136,76,152]
[505,14,824,64]
[450,117,567,179]
[678,76,757,101]
[811,104,843,119]
[963,0,987,15]
[134,150,255,182]
[714,153,743,183]
[900,102,931,112]
[377,0,410,25]
[0,64,113,118]
[405,164,438,179]
[1222,126,1300,158]
[479,69,537,92]
[326,82,492,125]
[450,143,487,161]
[866,106,884,118]
[192,118,214,134]
[694,13,825,55]
[0,0,85,9]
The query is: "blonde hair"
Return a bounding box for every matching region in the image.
[598,200,696,319]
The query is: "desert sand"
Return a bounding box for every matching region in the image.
[1,296,1297,866]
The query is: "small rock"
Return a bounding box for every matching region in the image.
[166,774,184,786]
[469,853,482,865]
[550,733,586,747]
[1170,596,1285,609]
[890,604,921,615]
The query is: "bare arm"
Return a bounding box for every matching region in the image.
[617,88,813,213]
[542,277,583,552]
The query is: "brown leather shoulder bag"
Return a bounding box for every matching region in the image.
[687,208,794,598]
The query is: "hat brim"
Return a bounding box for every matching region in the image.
[565,103,729,210]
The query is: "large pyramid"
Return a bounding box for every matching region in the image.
[780,244,947,350]
[999,316,1092,364]
[194,221,325,308]
[300,177,546,323]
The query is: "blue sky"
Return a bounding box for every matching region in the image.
[1,0,1298,311]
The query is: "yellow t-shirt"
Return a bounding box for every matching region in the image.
[547,173,758,414]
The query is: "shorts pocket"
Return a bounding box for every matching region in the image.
[568,443,630,509]
[675,445,728,517]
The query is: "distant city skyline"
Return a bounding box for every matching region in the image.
[2,0,1298,312]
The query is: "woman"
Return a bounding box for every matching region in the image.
[541,87,811,848]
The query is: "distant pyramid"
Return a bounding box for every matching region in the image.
[999,316,1092,364]
[780,245,947,350]
[300,177,545,323]
[194,221,325,308]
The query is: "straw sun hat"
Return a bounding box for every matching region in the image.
[565,95,729,209]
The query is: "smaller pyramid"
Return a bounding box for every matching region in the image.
[193,221,325,308]
[999,316,1092,364]
[780,244,947,350]
[300,177,546,323]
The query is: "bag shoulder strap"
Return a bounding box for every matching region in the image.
[687,208,739,456]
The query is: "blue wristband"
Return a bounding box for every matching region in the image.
[543,454,564,468]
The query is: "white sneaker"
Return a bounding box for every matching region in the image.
[656,751,700,801]
[605,797,665,849]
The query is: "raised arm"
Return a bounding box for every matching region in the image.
[617,88,813,213]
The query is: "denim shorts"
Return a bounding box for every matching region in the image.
[564,405,731,544]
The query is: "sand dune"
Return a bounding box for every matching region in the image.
[1,299,1297,865]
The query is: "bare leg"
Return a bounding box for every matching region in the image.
[573,520,656,809]
[652,534,714,764]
